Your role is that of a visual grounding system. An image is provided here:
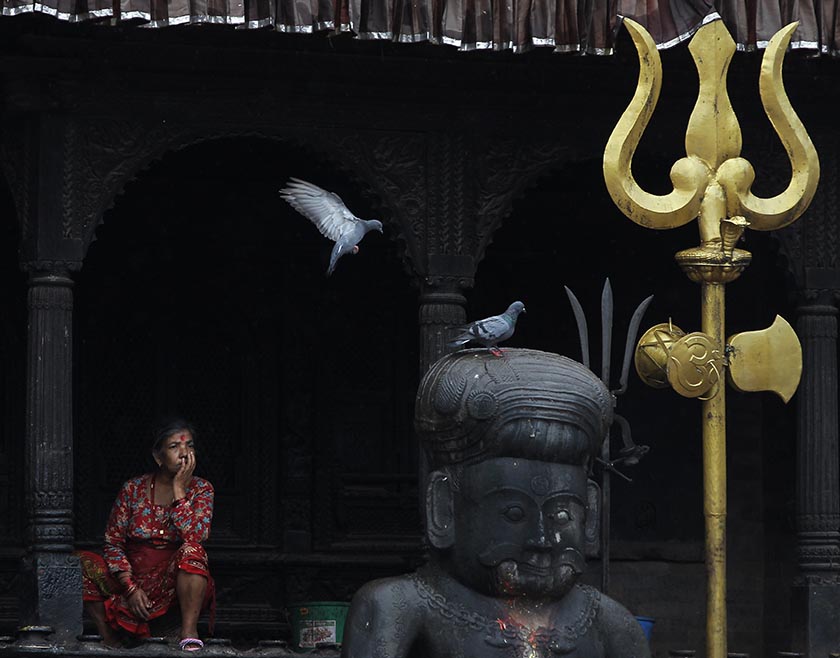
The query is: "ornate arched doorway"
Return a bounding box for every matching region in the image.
[73,136,421,637]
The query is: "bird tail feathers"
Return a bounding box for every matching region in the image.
[326,249,341,276]
[447,327,472,348]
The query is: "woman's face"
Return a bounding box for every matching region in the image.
[154,430,195,475]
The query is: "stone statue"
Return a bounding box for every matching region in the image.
[342,348,651,658]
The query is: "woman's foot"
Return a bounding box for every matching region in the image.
[178,638,204,652]
[84,600,123,648]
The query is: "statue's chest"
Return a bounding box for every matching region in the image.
[424,623,602,658]
[486,619,600,657]
[413,577,602,658]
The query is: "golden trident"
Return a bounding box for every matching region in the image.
[603,17,818,658]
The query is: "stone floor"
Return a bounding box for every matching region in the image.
[0,633,340,658]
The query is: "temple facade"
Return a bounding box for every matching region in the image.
[0,8,839,656]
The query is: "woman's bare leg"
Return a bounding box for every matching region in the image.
[176,571,207,642]
[84,600,121,647]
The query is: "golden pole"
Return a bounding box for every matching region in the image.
[604,17,818,658]
[672,213,745,658]
[701,281,726,658]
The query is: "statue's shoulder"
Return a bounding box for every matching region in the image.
[352,566,468,617]
[593,591,638,626]
[343,574,428,657]
[591,591,651,658]
[558,584,602,632]
[347,572,428,619]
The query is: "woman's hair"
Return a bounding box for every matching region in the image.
[151,416,199,454]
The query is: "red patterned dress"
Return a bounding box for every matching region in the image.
[78,474,215,637]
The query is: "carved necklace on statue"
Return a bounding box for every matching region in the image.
[411,570,599,657]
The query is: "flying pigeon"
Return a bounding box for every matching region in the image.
[449,301,526,356]
[279,178,383,276]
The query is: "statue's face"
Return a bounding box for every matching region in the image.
[448,458,588,599]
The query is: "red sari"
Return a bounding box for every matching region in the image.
[79,474,215,637]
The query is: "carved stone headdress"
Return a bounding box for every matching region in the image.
[415,348,613,469]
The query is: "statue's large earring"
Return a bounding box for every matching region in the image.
[584,479,601,558]
[426,470,455,550]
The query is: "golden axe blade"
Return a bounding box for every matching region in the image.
[726,315,802,403]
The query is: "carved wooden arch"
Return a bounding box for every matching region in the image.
[305,131,427,280]
[62,118,425,276]
[472,140,579,268]
[0,127,30,240]
[744,126,840,293]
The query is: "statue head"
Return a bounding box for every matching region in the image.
[415,348,612,599]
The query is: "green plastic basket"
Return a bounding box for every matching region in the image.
[287,601,350,651]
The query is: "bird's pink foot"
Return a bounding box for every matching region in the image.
[490,348,504,357]
[352,246,360,254]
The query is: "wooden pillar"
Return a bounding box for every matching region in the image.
[791,290,840,655]
[419,290,466,375]
[417,255,473,511]
[18,265,81,644]
[14,114,85,645]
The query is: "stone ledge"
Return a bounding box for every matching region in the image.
[0,636,340,658]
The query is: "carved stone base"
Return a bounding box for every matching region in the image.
[18,552,82,643]
[790,579,840,656]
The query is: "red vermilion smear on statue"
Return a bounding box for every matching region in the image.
[527,628,538,647]
[499,616,540,650]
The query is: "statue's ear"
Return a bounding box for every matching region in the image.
[426,470,455,550]
[584,479,601,558]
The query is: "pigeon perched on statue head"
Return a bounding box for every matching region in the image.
[279,177,383,276]
[449,301,526,356]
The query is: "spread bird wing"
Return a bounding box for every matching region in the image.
[279,178,359,243]
[469,315,510,340]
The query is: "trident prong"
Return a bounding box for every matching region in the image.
[602,19,707,231]
[603,17,818,658]
[604,18,819,247]
[718,23,820,229]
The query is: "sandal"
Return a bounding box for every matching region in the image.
[178,638,204,652]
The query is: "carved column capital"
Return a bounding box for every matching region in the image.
[22,262,81,279]
[418,254,476,375]
[422,276,475,291]
[422,255,475,294]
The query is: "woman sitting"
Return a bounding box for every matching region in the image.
[78,418,215,651]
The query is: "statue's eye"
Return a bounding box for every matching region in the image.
[502,505,525,523]
[552,509,572,525]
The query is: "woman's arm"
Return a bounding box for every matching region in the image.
[170,479,214,543]
[103,480,134,575]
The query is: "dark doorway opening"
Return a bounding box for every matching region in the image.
[73,137,420,638]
